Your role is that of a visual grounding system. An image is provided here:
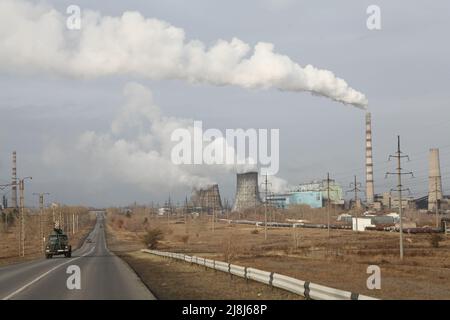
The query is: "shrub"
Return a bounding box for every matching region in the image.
[181,235,189,244]
[430,234,443,248]
[251,229,259,234]
[143,228,164,249]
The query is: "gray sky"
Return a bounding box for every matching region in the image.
[1,0,450,207]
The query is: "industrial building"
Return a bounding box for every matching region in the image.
[267,181,344,209]
[191,184,223,214]
[232,172,262,211]
[267,191,322,209]
[376,192,416,210]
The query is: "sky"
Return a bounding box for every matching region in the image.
[1,0,450,207]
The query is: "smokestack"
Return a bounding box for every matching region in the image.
[365,112,374,204]
[11,151,18,209]
[233,171,262,212]
[428,148,442,211]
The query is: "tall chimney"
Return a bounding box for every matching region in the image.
[428,148,442,211]
[365,112,374,204]
[11,151,18,209]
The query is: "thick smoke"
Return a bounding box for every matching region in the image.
[42,82,290,194]
[42,83,212,192]
[0,0,368,108]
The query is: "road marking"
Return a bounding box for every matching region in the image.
[1,246,96,300]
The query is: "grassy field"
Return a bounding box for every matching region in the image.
[107,209,450,300]
[0,208,95,266]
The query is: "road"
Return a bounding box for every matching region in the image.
[0,212,155,300]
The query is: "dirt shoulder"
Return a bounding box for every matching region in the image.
[106,224,302,300]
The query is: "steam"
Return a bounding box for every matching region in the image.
[0,0,368,108]
[42,82,292,194]
[43,83,212,192]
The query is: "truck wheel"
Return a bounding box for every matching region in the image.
[66,251,72,258]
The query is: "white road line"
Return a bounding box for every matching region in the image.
[1,246,96,300]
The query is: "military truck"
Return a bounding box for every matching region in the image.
[45,228,72,259]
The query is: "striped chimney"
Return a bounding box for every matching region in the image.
[365,113,374,204]
[11,151,18,209]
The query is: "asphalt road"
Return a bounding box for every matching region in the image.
[0,212,155,300]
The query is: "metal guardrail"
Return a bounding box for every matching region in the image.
[141,249,378,300]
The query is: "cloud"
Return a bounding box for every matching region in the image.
[0,0,368,108]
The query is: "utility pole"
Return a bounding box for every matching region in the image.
[184,196,188,232]
[33,192,49,253]
[51,204,56,227]
[327,173,330,237]
[260,174,272,240]
[59,208,62,231]
[429,177,441,228]
[167,195,171,226]
[0,184,13,230]
[346,176,363,232]
[212,192,215,233]
[18,177,32,257]
[386,136,413,260]
[435,179,440,228]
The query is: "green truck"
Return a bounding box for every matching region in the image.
[45,228,72,259]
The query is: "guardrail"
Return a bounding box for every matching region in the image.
[141,249,378,300]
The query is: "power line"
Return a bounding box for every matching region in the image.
[386,136,413,261]
[260,174,271,240]
[346,175,363,231]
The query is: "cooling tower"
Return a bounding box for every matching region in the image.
[365,112,375,204]
[428,148,442,211]
[11,151,18,209]
[232,171,262,211]
[191,184,222,212]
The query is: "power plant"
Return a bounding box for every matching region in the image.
[428,148,443,211]
[365,112,374,205]
[232,171,262,212]
[191,184,223,213]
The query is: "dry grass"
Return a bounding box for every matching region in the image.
[105,210,450,300]
[106,218,301,300]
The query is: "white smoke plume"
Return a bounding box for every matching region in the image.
[262,175,293,194]
[42,82,292,195]
[0,0,368,108]
[43,83,212,192]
